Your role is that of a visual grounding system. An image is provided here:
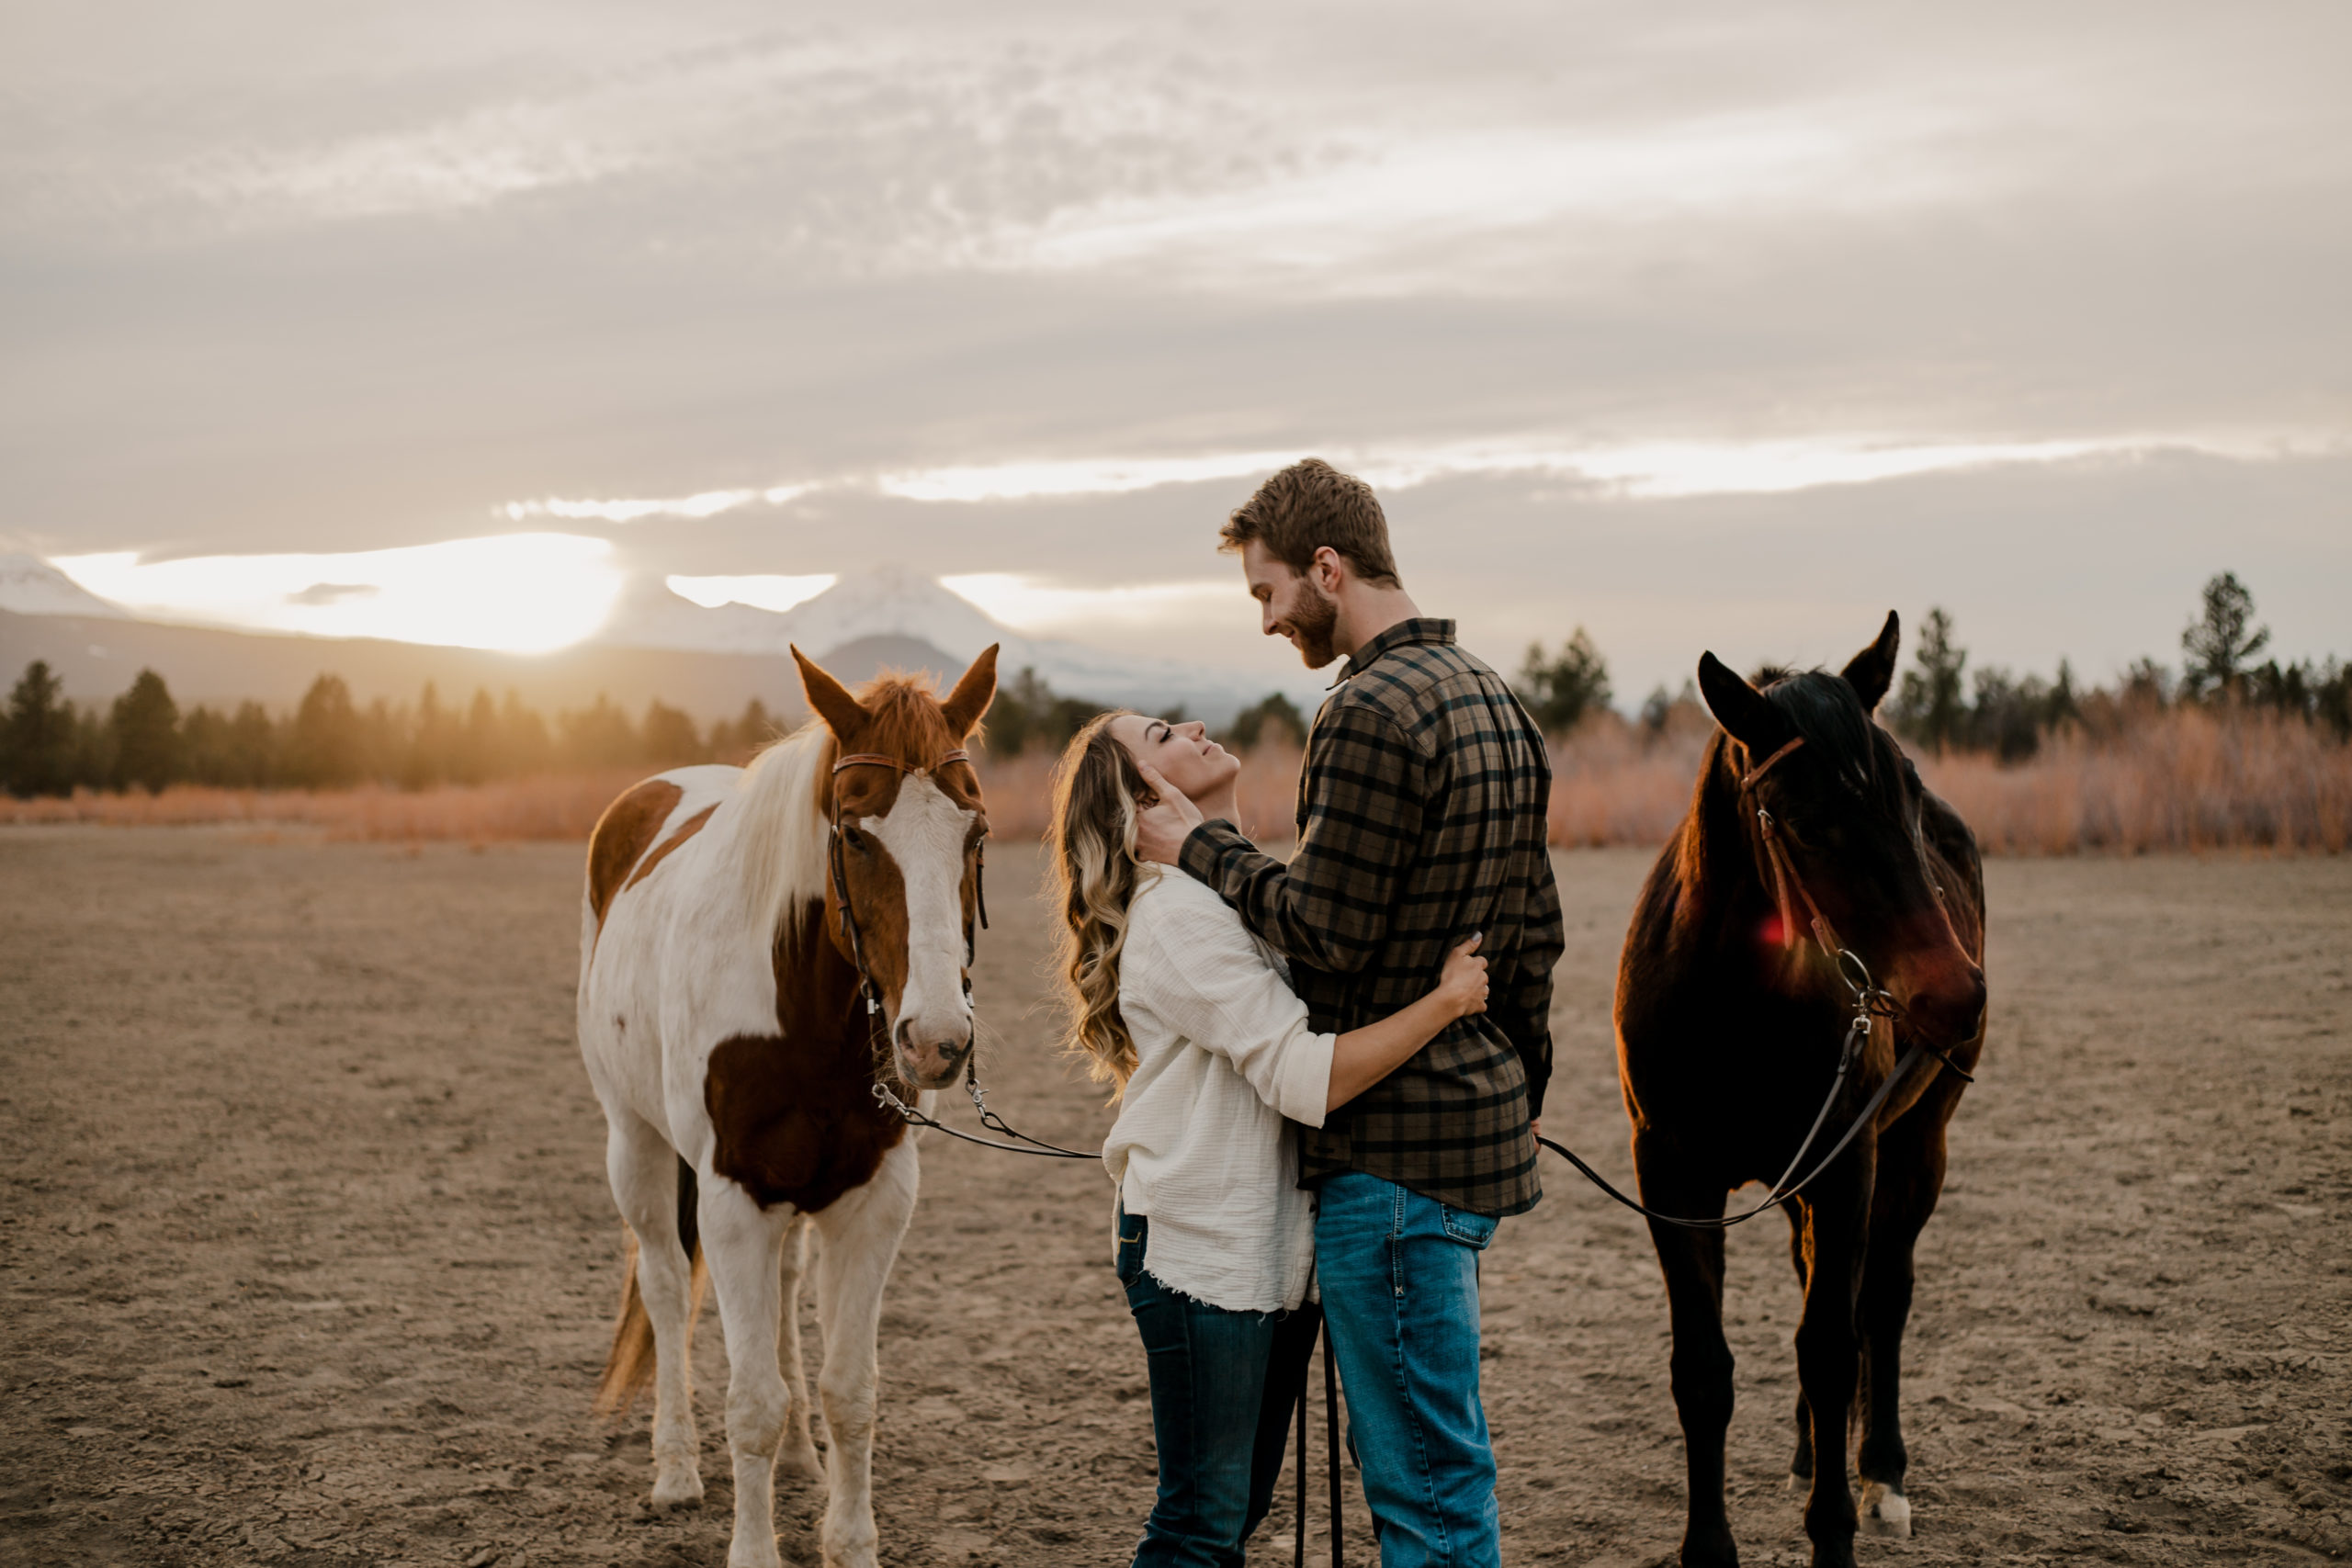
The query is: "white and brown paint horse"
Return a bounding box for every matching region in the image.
[576,644,995,1568]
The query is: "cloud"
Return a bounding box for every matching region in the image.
[939,573,1236,631]
[499,486,808,524]
[285,581,379,605]
[875,432,2326,505]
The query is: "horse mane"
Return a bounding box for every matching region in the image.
[854,670,963,767]
[729,723,834,942]
[1669,665,1880,926]
[726,670,964,944]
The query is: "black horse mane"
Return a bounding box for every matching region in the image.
[1673,665,1880,922]
[1755,666,1877,780]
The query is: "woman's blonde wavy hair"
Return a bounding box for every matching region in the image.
[1046,710,1160,1092]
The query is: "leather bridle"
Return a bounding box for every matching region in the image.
[827,749,987,1016]
[828,747,1094,1158]
[1533,728,1973,1230]
[1740,736,1846,960]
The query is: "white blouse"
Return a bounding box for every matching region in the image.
[1100,870,1335,1314]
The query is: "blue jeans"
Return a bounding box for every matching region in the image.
[1315,1170,1501,1568]
[1117,1212,1320,1568]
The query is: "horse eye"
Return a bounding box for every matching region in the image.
[842,827,869,852]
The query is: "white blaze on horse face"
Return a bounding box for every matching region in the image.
[862,772,976,1088]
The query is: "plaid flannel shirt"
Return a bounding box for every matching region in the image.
[1178,618,1563,1216]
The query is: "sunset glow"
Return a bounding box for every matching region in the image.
[940,573,1238,631]
[51,535,625,654]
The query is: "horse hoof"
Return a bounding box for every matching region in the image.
[1858,1480,1912,1538]
[650,1470,705,1510]
[777,1443,823,1483]
[1786,1470,1809,1492]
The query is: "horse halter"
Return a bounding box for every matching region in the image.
[1737,735,1971,1082]
[1738,736,1845,963]
[826,748,989,1021]
[829,748,1098,1161]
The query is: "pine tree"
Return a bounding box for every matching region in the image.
[1892,608,1969,751]
[4,660,74,797]
[288,674,365,788]
[1518,629,1611,733]
[2181,571,2270,700]
[110,669,182,793]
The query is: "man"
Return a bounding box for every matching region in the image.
[1134,457,1562,1568]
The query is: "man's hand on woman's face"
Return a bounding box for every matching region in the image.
[1131,761,1205,864]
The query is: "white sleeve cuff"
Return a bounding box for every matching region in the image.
[1272,1024,1336,1129]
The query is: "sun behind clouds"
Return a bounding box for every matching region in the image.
[51,534,626,655]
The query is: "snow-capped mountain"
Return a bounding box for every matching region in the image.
[601,565,1306,722]
[0,554,126,619]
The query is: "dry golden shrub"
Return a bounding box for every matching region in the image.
[0,769,650,841]
[1917,706,2352,855]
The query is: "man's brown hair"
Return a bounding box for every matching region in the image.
[1219,457,1402,587]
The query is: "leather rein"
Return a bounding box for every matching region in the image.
[1534,733,1971,1231]
[827,749,1097,1161]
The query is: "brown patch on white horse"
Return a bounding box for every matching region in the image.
[705,898,911,1213]
[623,803,718,897]
[575,644,995,1568]
[586,778,684,924]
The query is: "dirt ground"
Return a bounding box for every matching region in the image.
[2,829,2346,1568]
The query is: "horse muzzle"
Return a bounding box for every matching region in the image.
[894,1016,974,1090]
[1896,962,1986,1051]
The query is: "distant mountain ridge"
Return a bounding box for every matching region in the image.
[600,565,1301,722]
[0,554,127,619]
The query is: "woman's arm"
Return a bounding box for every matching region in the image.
[1324,935,1487,1114]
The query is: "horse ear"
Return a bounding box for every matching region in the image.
[1697,651,1792,756]
[1839,611,1901,714]
[792,645,867,741]
[941,643,999,740]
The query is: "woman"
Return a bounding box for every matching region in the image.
[1047,710,1488,1568]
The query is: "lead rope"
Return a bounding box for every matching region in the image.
[1324,1326,1342,1568]
[1535,737,1972,1227]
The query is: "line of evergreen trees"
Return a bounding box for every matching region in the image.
[0,664,787,798]
[1517,573,2347,759]
[1888,573,2351,760]
[0,658,1206,799]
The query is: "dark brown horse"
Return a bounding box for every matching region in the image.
[1614,613,1987,1568]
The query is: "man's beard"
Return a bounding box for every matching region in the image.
[1285,581,1340,669]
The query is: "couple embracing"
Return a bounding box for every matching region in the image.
[1043,458,1563,1568]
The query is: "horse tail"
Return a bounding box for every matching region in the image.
[593,1156,707,1418]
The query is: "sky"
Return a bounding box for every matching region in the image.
[5,1,2346,699]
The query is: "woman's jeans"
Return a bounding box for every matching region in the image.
[1117,1212,1320,1568]
[1314,1169,1502,1568]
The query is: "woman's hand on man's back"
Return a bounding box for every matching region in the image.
[1435,934,1488,1020]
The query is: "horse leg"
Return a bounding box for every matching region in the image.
[605,1111,704,1509]
[774,1213,824,1483]
[1784,1206,1814,1491]
[1792,1151,1874,1568]
[1854,1105,1950,1540]
[808,1139,919,1568]
[699,1179,797,1568]
[1634,1137,1738,1568]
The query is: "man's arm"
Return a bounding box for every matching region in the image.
[1170,700,1425,976]
[1491,838,1563,1119]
